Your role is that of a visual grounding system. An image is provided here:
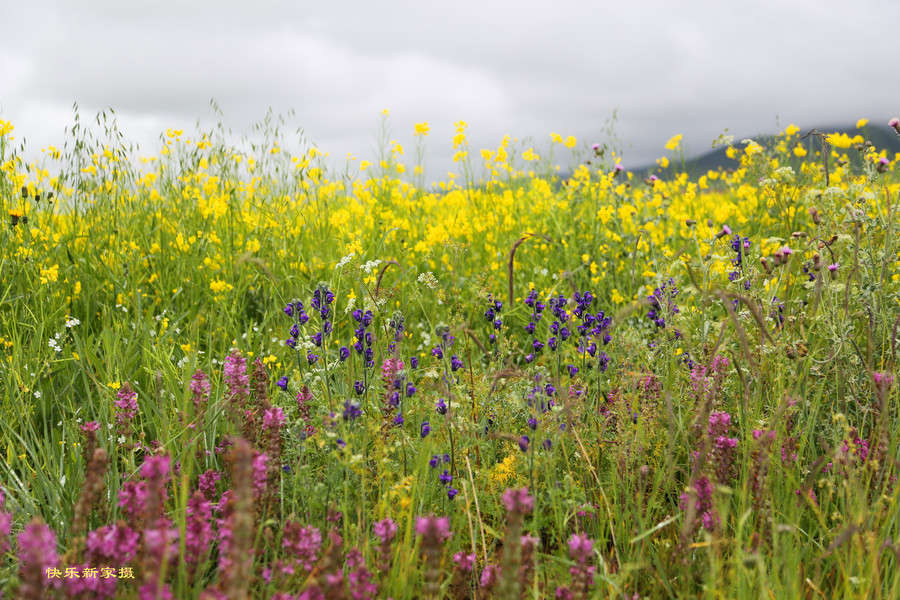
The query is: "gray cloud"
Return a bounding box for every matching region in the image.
[2,0,898,181]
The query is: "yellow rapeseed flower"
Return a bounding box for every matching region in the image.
[665,134,682,151]
[210,279,233,293]
[40,264,59,284]
[414,122,430,136]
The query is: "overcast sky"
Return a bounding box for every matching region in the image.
[2,0,899,183]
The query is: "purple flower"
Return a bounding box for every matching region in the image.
[339,346,350,361]
[518,435,530,452]
[420,422,431,438]
[450,355,464,371]
[276,376,289,391]
[439,469,453,485]
[429,455,440,468]
[406,382,417,397]
[393,412,404,427]
[342,400,362,421]
[354,380,365,396]
[307,352,318,365]
[447,487,459,500]
[435,398,448,415]
[410,356,419,369]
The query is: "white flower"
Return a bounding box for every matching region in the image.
[363,259,382,274]
[35,391,42,399]
[335,252,356,270]
[65,318,81,328]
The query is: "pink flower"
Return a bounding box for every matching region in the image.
[80,421,101,433]
[185,492,213,563]
[501,487,534,515]
[17,519,60,596]
[223,350,250,401]
[190,369,211,410]
[453,551,476,574]
[118,479,148,522]
[373,518,398,543]
[114,383,139,424]
[874,371,894,388]
[263,406,286,431]
[567,533,594,563]
[141,455,171,483]
[85,524,140,564]
[480,563,500,588]
[252,452,268,500]
[198,469,222,500]
[415,515,452,543]
[282,522,322,571]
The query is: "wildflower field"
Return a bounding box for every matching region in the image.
[1,111,900,599]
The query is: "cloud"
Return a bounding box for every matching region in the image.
[1,0,898,179]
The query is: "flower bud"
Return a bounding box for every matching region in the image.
[809,206,820,225]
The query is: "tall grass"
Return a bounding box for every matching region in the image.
[0,111,899,598]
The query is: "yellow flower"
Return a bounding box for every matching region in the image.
[40,264,60,284]
[414,122,430,136]
[793,145,807,157]
[856,118,868,128]
[522,148,539,162]
[784,124,800,137]
[108,381,121,390]
[657,156,670,169]
[665,134,682,151]
[210,279,233,293]
[564,136,577,149]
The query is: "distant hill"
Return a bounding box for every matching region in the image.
[629,124,900,179]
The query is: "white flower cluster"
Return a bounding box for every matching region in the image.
[65,317,81,328]
[48,332,63,353]
[362,259,382,274]
[417,271,439,290]
[335,252,356,270]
